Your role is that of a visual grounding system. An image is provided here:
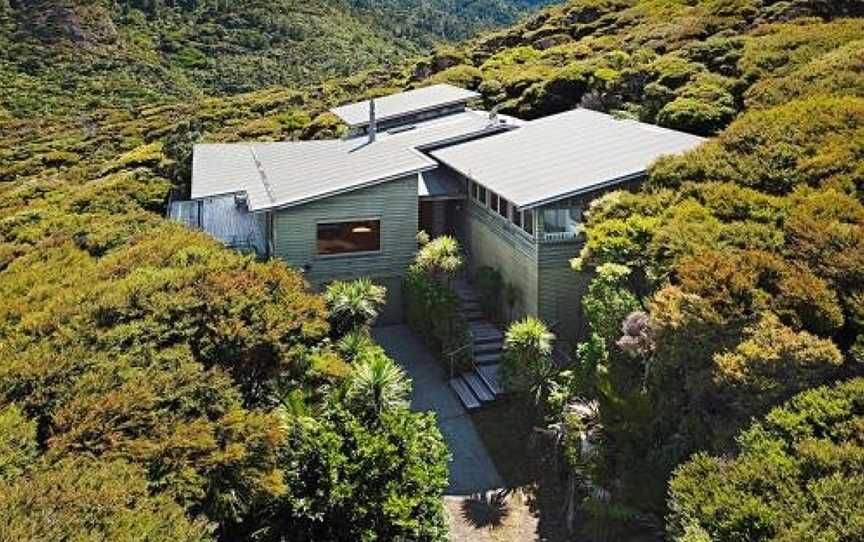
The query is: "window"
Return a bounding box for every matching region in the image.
[498,198,510,219]
[489,192,499,211]
[471,181,479,201]
[541,207,583,235]
[522,209,534,235]
[511,206,521,227]
[317,219,381,255]
[477,185,487,205]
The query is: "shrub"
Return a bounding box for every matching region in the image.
[268,403,449,542]
[501,316,557,402]
[0,457,215,542]
[324,278,387,339]
[668,378,864,542]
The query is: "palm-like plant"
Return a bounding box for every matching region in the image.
[501,317,556,401]
[324,278,387,338]
[414,235,463,284]
[346,351,411,422]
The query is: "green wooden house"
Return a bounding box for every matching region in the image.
[180,84,704,340]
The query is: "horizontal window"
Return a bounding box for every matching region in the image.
[542,207,582,234]
[317,219,381,255]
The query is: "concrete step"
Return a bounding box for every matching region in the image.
[463,372,495,402]
[474,339,503,352]
[477,364,503,396]
[449,377,481,410]
[470,325,503,339]
[475,352,501,366]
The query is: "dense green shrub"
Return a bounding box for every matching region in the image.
[0,457,215,542]
[668,378,864,542]
[403,267,472,371]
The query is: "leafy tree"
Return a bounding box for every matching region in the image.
[262,403,449,542]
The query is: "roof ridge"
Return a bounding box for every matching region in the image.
[248,146,276,204]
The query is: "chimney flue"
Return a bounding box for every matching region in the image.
[368,99,377,143]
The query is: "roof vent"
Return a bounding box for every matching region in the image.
[387,125,417,135]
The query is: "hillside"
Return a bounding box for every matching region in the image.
[1,0,864,541]
[0,0,554,116]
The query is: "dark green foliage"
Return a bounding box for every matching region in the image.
[403,266,473,370]
[668,378,864,542]
[474,265,504,320]
[265,404,450,542]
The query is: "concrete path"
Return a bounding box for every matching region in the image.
[372,325,504,496]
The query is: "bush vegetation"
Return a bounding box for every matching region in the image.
[2,0,864,538]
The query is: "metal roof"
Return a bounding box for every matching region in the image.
[330,84,481,128]
[431,108,706,209]
[192,110,508,211]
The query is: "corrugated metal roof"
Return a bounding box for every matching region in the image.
[330,84,480,127]
[431,108,706,209]
[192,110,506,211]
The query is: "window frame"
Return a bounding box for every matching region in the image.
[315,217,383,258]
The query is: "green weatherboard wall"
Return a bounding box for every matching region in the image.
[271,174,419,323]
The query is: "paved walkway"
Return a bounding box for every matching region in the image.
[372,325,504,496]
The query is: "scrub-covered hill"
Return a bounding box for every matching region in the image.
[0,0,555,116]
[1,0,864,540]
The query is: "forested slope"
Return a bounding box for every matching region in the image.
[0,0,554,116]
[1,0,864,540]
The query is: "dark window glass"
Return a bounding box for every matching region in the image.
[471,181,479,200]
[522,210,534,235]
[478,186,487,205]
[317,219,381,255]
[490,192,499,211]
[511,206,521,227]
[498,198,509,218]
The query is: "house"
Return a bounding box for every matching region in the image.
[176,84,704,342]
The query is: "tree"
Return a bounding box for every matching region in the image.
[261,403,449,542]
[324,278,388,339]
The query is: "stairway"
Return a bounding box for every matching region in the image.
[448,279,505,410]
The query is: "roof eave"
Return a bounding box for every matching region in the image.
[515,172,647,210]
[248,162,437,212]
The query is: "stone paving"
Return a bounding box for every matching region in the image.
[372,324,504,496]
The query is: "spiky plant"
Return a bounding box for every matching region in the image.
[414,235,463,283]
[346,351,411,422]
[324,278,387,338]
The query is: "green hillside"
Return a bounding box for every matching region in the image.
[0,0,554,116]
[1,0,864,540]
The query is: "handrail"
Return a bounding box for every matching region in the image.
[444,336,473,380]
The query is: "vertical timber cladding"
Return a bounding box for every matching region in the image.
[270,174,420,324]
[459,201,539,319]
